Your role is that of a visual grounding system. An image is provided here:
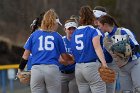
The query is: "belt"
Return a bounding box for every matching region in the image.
[61,70,74,74]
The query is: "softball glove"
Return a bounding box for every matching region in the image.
[17,71,31,85]
[98,66,116,83]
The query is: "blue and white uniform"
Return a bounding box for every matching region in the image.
[24,29,66,93]
[107,26,140,92]
[107,27,140,61]
[59,36,79,93]
[59,36,75,72]
[71,25,106,93]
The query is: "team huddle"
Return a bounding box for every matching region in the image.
[17,5,140,93]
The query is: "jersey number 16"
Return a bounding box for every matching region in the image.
[38,35,54,51]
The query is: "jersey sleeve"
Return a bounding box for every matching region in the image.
[121,28,139,47]
[91,28,103,39]
[24,33,34,51]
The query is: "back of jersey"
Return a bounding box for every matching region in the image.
[71,25,102,63]
[24,29,66,65]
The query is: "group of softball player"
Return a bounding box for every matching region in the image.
[18,5,140,93]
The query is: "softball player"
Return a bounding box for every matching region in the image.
[18,9,74,93]
[93,6,107,27]
[71,6,107,93]
[59,18,79,93]
[93,6,119,93]
[26,12,45,71]
[98,15,140,93]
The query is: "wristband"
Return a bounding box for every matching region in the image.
[19,58,28,70]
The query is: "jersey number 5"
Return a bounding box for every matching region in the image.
[75,34,84,50]
[38,35,54,51]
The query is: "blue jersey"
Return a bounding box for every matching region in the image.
[103,48,113,63]
[24,29,66,66]
[100,31,113,63]
[27,54,32,70]
[107,26,140,61]
[71,25,103,63]
[59,36,75,72]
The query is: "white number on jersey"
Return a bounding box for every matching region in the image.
[75,34,84,50]
[38,35,54,51]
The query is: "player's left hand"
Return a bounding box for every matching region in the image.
[16,71,31,85]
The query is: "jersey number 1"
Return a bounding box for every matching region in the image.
[38,35,54,51]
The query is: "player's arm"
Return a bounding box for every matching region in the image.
[92,36,107,67]
[18,50,30,72]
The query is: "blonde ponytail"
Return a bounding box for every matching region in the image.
[41,9,58,31]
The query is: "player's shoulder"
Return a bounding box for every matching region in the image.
[77,25,102,36]
[27,30,39,39]
[31,29,42,35]
[120,27,131,33]
[77,25,97,32]
[55,32,62,36]
[87,25,102,35]
[120,27,133,35]
[77,25,95,29]
[53,32,63,39]
[95,28,102,36]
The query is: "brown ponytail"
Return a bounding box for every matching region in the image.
[79,6,95,25]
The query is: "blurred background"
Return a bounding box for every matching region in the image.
[0,0,140,93]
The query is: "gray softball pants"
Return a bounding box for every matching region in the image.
[107,62,119,93]
[61,72,79,93]
[30,64,61,93]
[75,61,106,93]
[119,58,140,92]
